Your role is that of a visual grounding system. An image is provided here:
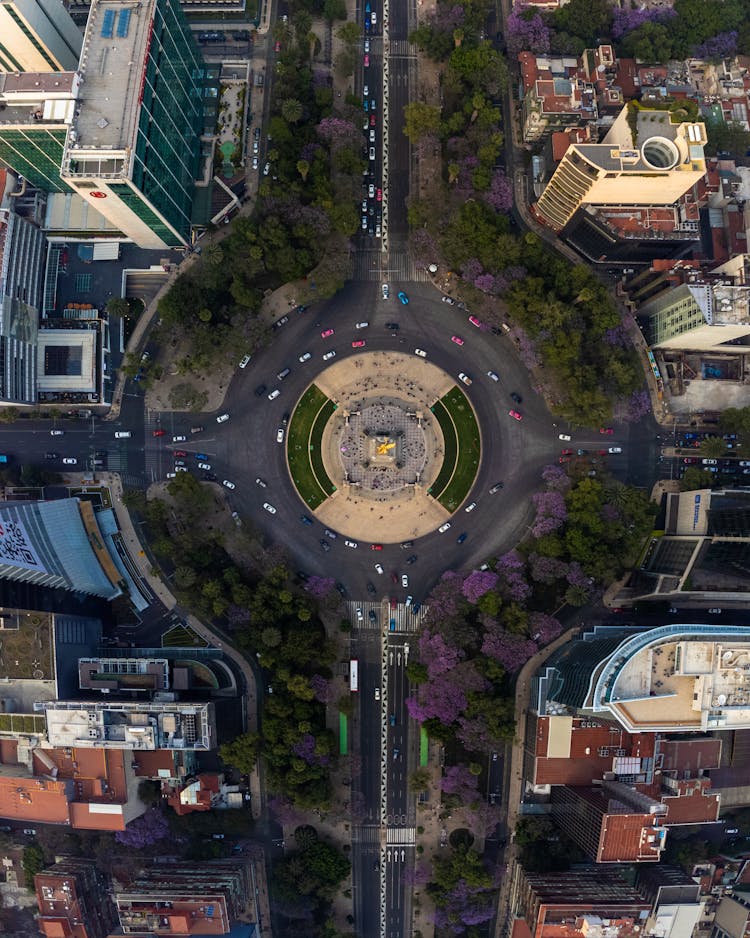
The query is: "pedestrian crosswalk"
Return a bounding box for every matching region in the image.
[387,39,415,57]
[349,600,428,633]
[353,826,382,844]
[386,827,415,845]
[351,247,430,283]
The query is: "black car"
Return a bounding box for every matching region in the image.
[368,609,377,622]
[406,554,417,565]
[254,384,267,397]
[202,472,217,481]
[320,539,331,552]
[385,322,399,331]
[457,532,468,544]
[510,391,522,404]
[366,582,376,595]
[300,515,313,526]
[282,412,289,427]
[335,583,347,597]
[400,540,413,549]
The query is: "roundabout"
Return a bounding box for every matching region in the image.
[287,352,482,543]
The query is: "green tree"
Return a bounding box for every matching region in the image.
[680,467,715,491]
[219,732,263,774]
[23,844,45,890]
[409,768,431,791]
[174,566,198,590]
[281,98,304,124]
[402,102,441,143]
[105,296,131,317]
[699,436,727,458]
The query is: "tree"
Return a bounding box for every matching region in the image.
[403,102,442,143]
[705,118,750,157]
[699,436,727,458]
[23,844,45,890]
[409,768,431,791]
[105,296,131,317]
[115,807,170,848]
[219,732,263,774]
[281,98,304,124]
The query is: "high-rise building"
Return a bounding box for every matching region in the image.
[35,858,117,938]
[0,499,122,599]
[0,0,82,73]
[535,104,707,232]
[60,0,207,248]
[0,199,47,403]
[114,860,253,936]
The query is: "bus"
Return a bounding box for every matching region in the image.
[350,659,359,693]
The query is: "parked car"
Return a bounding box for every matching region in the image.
[217,413,230,423]
[222,480,236,490]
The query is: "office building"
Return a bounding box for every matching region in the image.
[0,0,82,74]
[114,860,253,936]
[535,104,707,232]
[43,699,216,750]
[0,499,122,600]
[711,893,750,938]
[514,867,652,938]
[35,858,117,938]
[78,657,170,694]
[60,0,207,248]
[636,865,705,938]
[0,200,46,403]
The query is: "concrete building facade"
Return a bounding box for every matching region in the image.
[0,0,82,73]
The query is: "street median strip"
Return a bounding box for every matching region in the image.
[429,387,480,511]
[288,385,336,509]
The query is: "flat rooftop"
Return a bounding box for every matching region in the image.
[72,0,153,152]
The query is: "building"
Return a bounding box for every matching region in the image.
[711,893,750,938]
[636,864,705,938]
[550,780,668,863]
[534,623,750,734]
[43,700,216,750]
[114,860,254,936]
[60,0,208,248]
[0,0,82,73]
[66,0,246,12]
[513,866,653,938]
[78,657,170,694]
[535,104,707,233]
[0,199,46,403]
[613,489,750,606]
[518,50,600,145]
[0,499,122,600]
[35,858,117,938]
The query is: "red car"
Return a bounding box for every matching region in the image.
[683,457,698,464]
[152,429,166,437]
[274,40,281,52]
[561,448,573,456]
[451,335,464,346]
[468,315,482,328]
[559,456,570,464]
[376,188,382,202]
[321,328,335,338]
[352,339,366,348]
[371,544,383,551]
[508,410,522,421]
[599,427,614,435]
[173,450,187,457]
[370,114,376,126]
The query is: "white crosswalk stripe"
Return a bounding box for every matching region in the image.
[351,248,430,282]
[353,826,382,844]
[386,827,415,845]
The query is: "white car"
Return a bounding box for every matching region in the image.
[175,466,187,472]
[217,413,230,423]
[62,457,77,465]
[558,433,571,441]
[368,183,375,198]
[276,428,285,443]
[608,447,622,454]
[374,686,380,699]
[255,477,267,487]
[414,348,427,358]
[173,435,186,442]
[166,472,176,479]
[222,479,236,490]
[356,607,364,621]
[371,11,376,23]
[263,162,270,176]
[268,389,280,401]
[364,83,369,97]
[356,321,369,329]
[239,354,251,369]
[401,573,408,588]
[465,502,476,512]
[50,429,64,436]
[299,351,312,362]
[198,462,211,470]
[374,563,384,574]
[438,522,451,533]
[487,371,499,382]
[458,373,472,386]
[323,350,336,361]
[263,502,277,514]
[382,283,390,299]
[114,431,131,439]
[344,539,358,548]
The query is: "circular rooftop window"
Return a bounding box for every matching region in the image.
[641,136,679,170]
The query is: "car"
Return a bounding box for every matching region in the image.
[355,321,369,330]
[401,573,408,587]
[369,609,377,622]
[252,156,259,170]
[406,554,417,565]
[255,478,268,489]
[299,514,314,526]
[62,457,77,465]
[708,607,722,614]
[608,446,623,454]
[263,502,277,514]
[702,458,717,465]
[115,430,132,439]
[370,114,376,126]
[487,371,499,382]
[371,10,376,23]
[173,435,186,442]
[263,162,270,176]
[405,594,412,607]
[451,335,464,346]
[374,563,384,574]
[441,295,455,305]
[509,409,522,421]
[376,188,382,202]
[382,283,390,299]
[174,460,186,467]
[166,472,176,479]
[489,481,504,494]
[371,543,383,551]
[364,83,369,96]
[375,224,381,238]
[398,291,409,304]
[281,413,289,427]
[267,389,280,401]
[465,501,477,512]
[412,602,421,614]
[683,457,697,464]
[369,146,375,160]
[367,581,376,594]
[558,433,572,441]
[254,384,267,397]
[321,328,335,338]
[174,450,187,457]
[364,37,370,51]
[276,428,285,443]
[368,183,375,198]
[414,348,427,358]
[458,372,472,386]
[361,215,368,231]
[324,528,337,540]
[222,480,236,490]
[45,452,59,460]
[50,428,65,436]
[277,368,291,381]
[299,351,312,363]
[438,522,451,533]
[740,461,750,467]
[561,449,574,456]
[22,828,36,836]
[274,39,280,51]
[726,828,740,835]
[510,392,523,404]
[468,315,482,328]
[352,339,366,348]
[323,350,336,361]
[217,413,230,423]
[361,197,368,212]
[600,427,614,435]
[345,539,358,548]
[272,315,289,330]
[400,540,414,549]
[320,539,331,552]
[364,53,370,66]
[152,429,165,437]
[392,747,400,760]
[374,685,380,698]
[370,97,376,111]
[457,532,468,544]
[386,322,399,331]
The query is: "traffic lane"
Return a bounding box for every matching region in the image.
[0,420,145,472]
[359,654,383,822]
[385,850,408,938]
[387,64,410,236]
[386,641,409,820]
[355,844,381,938]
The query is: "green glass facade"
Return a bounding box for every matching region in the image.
[0,126,71,192]
[132,0,205,245]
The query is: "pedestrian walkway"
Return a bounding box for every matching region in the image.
[351,246,430,282]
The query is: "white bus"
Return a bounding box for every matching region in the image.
[350,659,359,693]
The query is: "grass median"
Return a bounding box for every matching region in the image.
[287,385,336,509]
[430,387,480,511]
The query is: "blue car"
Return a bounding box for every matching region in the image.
[194,453,208,461]
[364,98,369,111]
[300,515,313,526]
[398,291,409,305]
[457,532,468,544]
